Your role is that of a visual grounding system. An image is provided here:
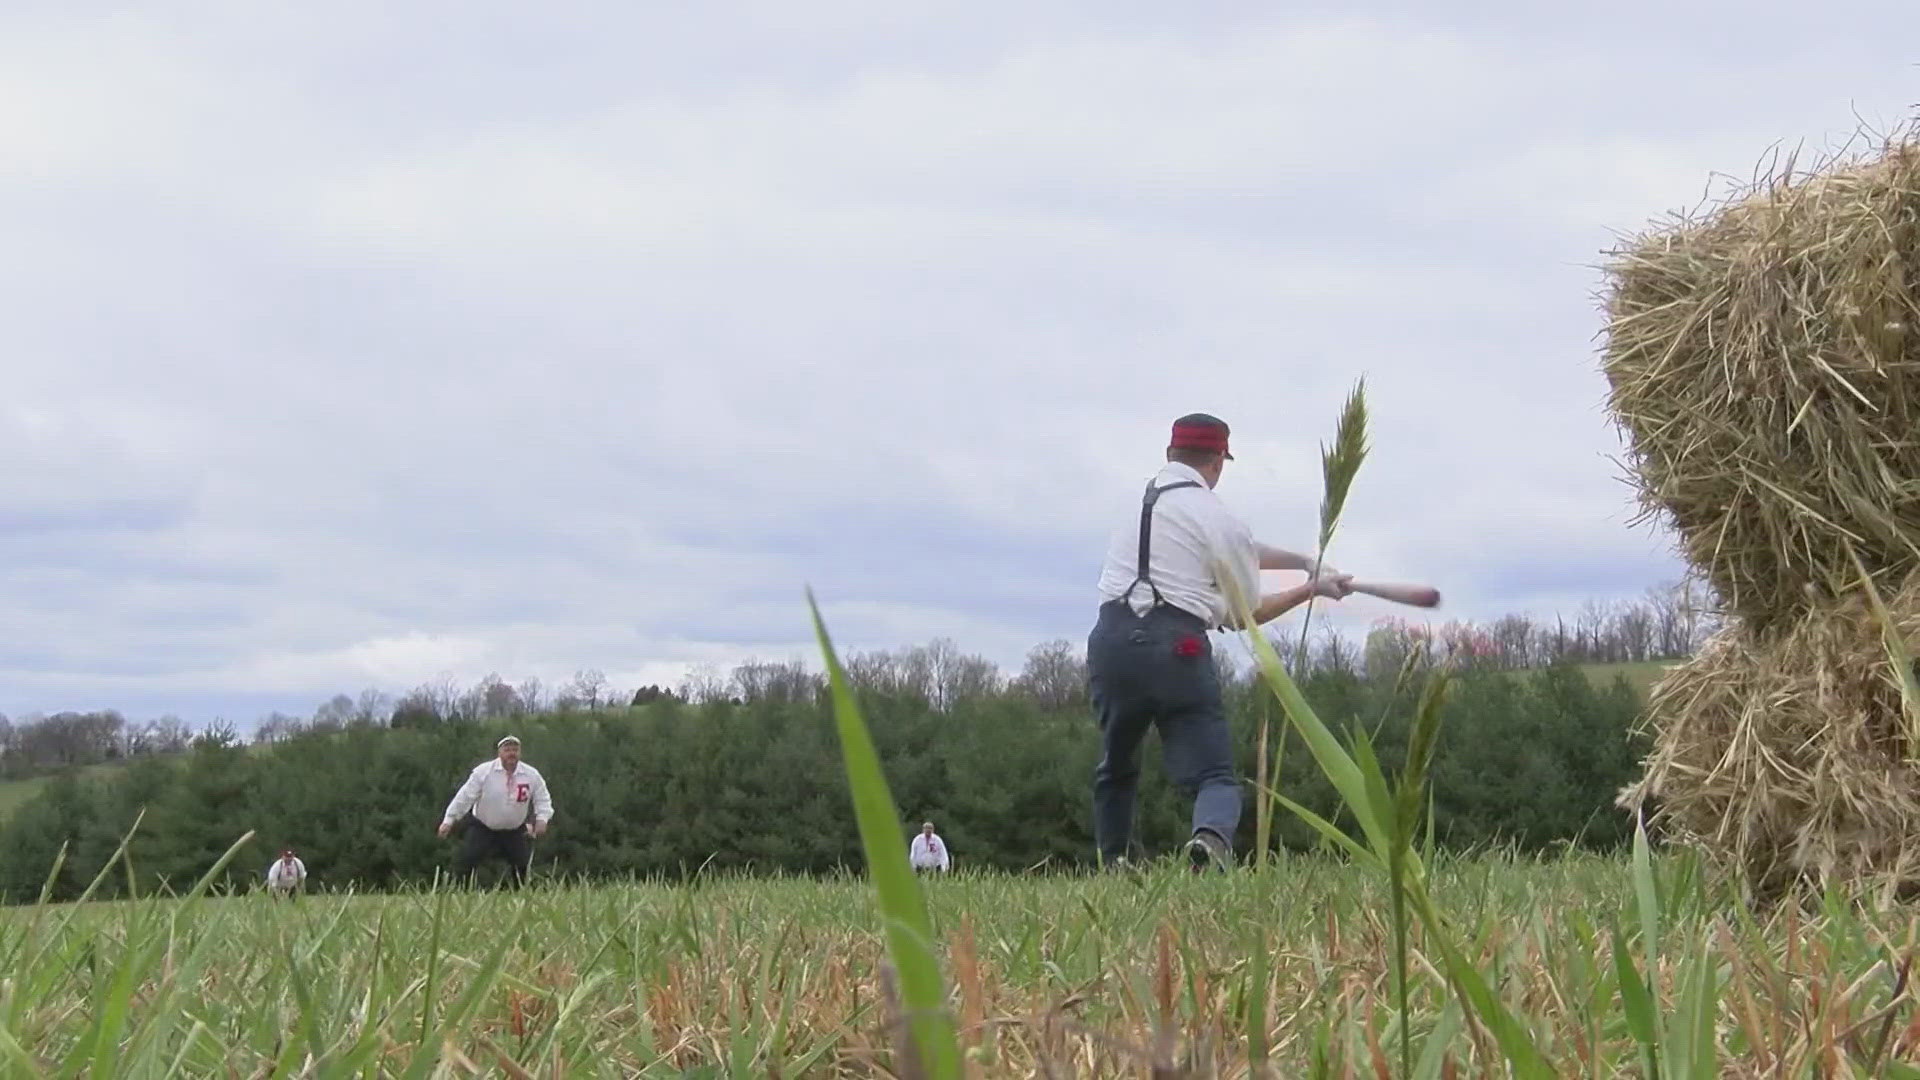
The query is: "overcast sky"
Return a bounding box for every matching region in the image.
[3,2,1915,724]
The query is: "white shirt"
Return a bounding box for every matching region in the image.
[442,759,554,832]
[909,832,950,870]
[1096,462,1261,626]
[266,857,306,888]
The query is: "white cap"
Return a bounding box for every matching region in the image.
[497,735,520,748]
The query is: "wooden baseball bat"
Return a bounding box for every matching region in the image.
[1345,579,1441,608]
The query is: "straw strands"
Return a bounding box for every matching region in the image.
[1617,570,1920,899]
[1605,124,1920,898]
[1602,129,1920,631]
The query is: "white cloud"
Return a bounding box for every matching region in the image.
[0,2,1913,721]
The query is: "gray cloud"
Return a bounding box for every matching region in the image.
[1,2,1912,722]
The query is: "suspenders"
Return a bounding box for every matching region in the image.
[1122,478,1201,609]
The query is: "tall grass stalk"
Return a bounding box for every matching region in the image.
[1253,696,1274,870]
[1256,379,1367,873]
[809,589,962,1080]
[1293,377,1369,670]
[1224,384,1560,1077]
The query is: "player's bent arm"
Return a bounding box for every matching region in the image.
[1251,582,1319,626]
[442,766,484,825]
[1254,544,1314,572]
[1224,580,1347,629]
[532,773,554,825]
[1256,543,1341,578]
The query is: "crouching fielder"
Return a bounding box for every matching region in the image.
[437,735,554,888]
[266,849,306,900]
[909,821,950,873]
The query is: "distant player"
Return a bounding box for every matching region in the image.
[266,849,307,900]
[908,821,950,873]
[438,735,554,888]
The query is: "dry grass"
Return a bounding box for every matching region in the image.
[4,856,1920,1076]
[1600,125,1920,630]
[1601,123,1920,905]
[1619,569,1920,903]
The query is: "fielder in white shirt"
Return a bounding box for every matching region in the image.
[266,849,307,900]
[1090,413,1354,874]
[438,735,554,888]
[908,821,950,872]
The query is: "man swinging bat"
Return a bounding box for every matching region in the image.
[1088,413,1370,873]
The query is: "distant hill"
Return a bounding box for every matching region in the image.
[0,762,124,822]
[1576,660,1674,700]
[0,775,44,820]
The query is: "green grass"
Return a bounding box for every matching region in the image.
[0,763,124,821]
[0,776,48,819]
[0,854,1914,1075]
[1578,659,1673,700]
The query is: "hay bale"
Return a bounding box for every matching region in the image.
[1600,129,1920,629]
[1618,571,1920,899]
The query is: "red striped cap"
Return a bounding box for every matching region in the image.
[1170,413,1233,459]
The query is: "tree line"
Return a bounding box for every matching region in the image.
[0,631,1652,903]
[0,579,1715,782]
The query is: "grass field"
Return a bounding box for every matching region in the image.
[1578,659,1673,701]
[0,762,123,821]
[0,774,45,819]
[1,849,1916,1076]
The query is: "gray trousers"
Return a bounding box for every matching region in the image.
[1088,599,1240,863]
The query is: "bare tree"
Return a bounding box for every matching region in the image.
[14,711,125,768]
[565,669,608,710]
[253,712,306,745]
[390,688,444,728]
[1676,574,1724,652]
[907,638,1001,711]
[1261,628,1304,673]
[1646,583,1688,659]
[516,677,544,715]
[1363,621,1418,683]
[1314,629,1358,675]
[730,660,821,704]
[895,644,941,705]
[942,652,1003,707]
[1487,614,1535,669]
[1613,602,1655,662]
[473,674,522,719]
[353,689,392,728]
[675,662,731,705]
[421,676,464,722]
[845,650,910,697]
[312,693,356,732]
[1011,640,1087,711]
[149,716,191,752]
